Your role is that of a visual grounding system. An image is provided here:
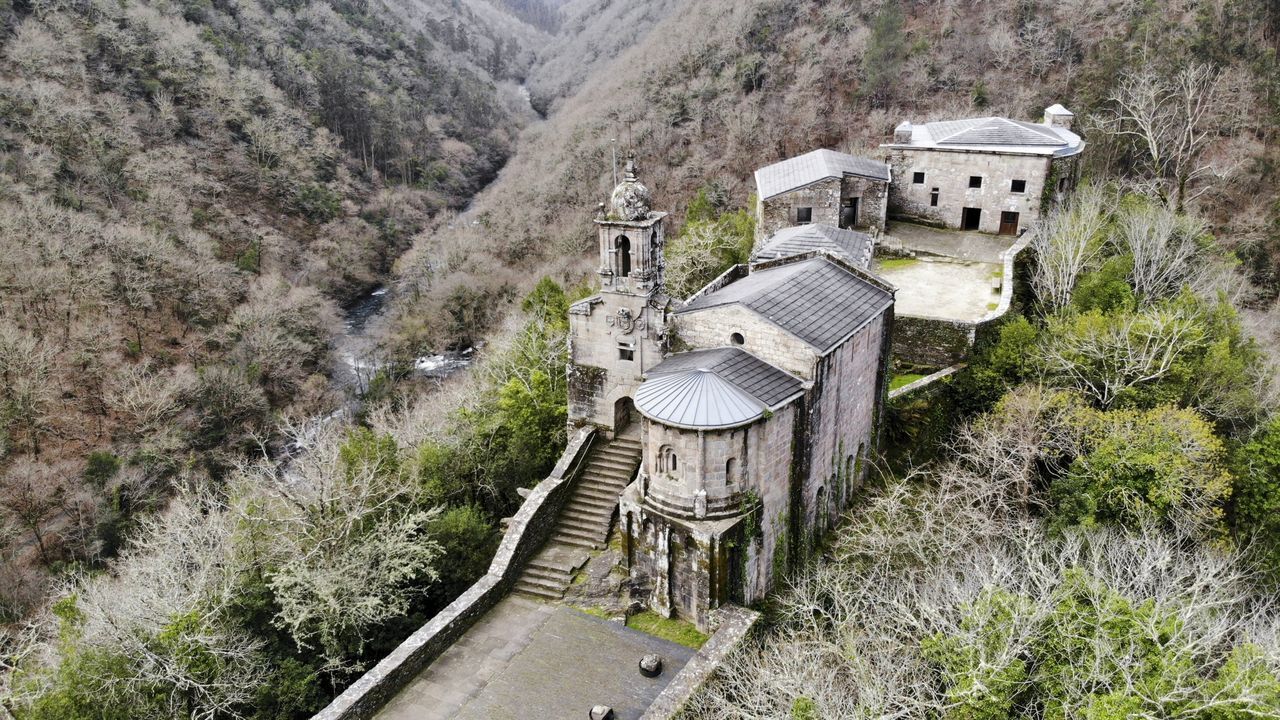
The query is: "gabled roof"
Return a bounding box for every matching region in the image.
[751,224,875,270]
[884,115,1084,157]
[678,257,894,354]
[754,149,891,200]
[636,348,804,429]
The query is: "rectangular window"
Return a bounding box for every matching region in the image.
[796,207,813,223]
[912,171,925,184]
[969,176,983,189]
[930,188,939,207]
[618,343,634,361]
[1010,179,1027,193]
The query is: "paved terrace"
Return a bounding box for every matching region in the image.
[872,221,1015,322]
[376,596,695,720]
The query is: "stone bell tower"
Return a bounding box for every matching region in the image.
[566,154,669,435]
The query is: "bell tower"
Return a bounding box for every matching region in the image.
[597,154,665,296]
[567,154,669,435]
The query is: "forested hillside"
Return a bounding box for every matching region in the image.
[4,0,1280,717]
[386,0,1280,354]
[0,0,554,712]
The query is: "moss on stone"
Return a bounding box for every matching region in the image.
[627,611,708,649]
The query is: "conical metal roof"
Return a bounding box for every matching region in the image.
[635,367,766,430]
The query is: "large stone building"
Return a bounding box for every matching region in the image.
[753,149,891,241]
[880,104,1084,235]
[567,157,895,631]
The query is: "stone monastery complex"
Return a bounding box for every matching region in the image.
[566,104,1083,630]
[318,106,1086,720]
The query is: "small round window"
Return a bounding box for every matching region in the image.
[730,332,745,346]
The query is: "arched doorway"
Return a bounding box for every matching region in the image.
[614,396,637,435]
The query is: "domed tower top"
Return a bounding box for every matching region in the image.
[610,153,652,221]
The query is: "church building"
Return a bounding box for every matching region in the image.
[567,156,895,631]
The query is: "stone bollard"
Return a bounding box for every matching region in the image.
[638,654,663,678]
[589,705,614,720]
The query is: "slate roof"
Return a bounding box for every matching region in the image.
[884,116,1084,157]
[754,149,891,200]
[636,348,804,429]
[647,348,804,408]
[678,257,894,353]
[751,224,875,270]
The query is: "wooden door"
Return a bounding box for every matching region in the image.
[999,211,1020,235]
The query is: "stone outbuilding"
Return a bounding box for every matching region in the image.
[754,149,891,241]
[880,105,1084,235]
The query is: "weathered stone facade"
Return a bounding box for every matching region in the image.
[881,106,1084,235]
[756,175,889,242]
[568,160,670,434]
[884,149,1079,234]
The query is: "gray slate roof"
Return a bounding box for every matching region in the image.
[636,348,803,429]
[929,117,1066,146]
[678,257,894,353]
[754,149,891,200]
[884,116,1083,157]
[647,348,804,408]
[751,224,875,270]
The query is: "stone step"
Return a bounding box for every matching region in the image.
[610,437,642,449]
[589,457,638,475]
[581,467,634,484]
[574,487,624,505]
[561,504,613,523]
[594,447,641,464]
[580,470,632,486]
[548,533,600,551]
[521,564,570,584]
[513,579,562,600]
[558,511,607,529]
[553,525,607,547]
[566,496,616,514]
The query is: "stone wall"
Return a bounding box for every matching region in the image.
[891,314,977,367]
[569,290,667,431]
[673,305,816,379]
[801,315,887,535]
[757,175,889,242]
[310,429,598,720]
[886,148,1056,234]
[640,605,761,720]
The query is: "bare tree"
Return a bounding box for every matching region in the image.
[1097,60,1226,210]
[0,460,72,565]
[1115,201,1210,303]
[235,427,442,673]
[684,466,1280,720]
[1029,184,1111,312]
[1037,301,1207,408]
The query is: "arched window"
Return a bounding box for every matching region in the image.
[725,457,737,485]
[658,445,678,475]
[616,235,632,276]
[730,332,745,346]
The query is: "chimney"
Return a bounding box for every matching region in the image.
[1043,104,1074,130]
[893,121,913,144]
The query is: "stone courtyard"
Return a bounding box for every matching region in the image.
[375,595,695,720]
[872,221,1014,322]
[872,256,1000,321]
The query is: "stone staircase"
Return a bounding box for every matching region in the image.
[513,434,641,601]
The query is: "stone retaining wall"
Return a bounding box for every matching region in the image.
[311,428,598,720]
[640,605,761,720]
[890,230,1031,367]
